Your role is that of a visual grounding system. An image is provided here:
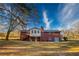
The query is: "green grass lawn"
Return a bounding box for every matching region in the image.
[0,40,79,56]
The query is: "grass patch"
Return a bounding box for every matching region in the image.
[0,40,79,55]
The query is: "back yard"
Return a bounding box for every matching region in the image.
[0,40,79,56]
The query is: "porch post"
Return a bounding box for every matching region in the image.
[35,37,37,43]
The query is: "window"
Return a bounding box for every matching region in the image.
[34,30,36,34]
[38,30,39,33]
[31,30,33,33]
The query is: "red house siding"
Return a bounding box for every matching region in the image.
[20,31,29,41]
[40,32,62,41]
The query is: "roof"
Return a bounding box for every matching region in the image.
[44,30,61,33]
[28,27,40,30]
[20,27,61,33]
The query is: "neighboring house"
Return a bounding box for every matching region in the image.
[20,27,62,42]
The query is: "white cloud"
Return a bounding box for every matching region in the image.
[58,3,79,30]
[43,10,53,30]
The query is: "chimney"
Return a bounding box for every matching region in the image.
[40,26,44,32]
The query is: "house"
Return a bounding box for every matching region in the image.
[20,27,62,42]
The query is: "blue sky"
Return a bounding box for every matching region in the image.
[34,3,60,30]
[0,3,79,32]
[33,3,79,30]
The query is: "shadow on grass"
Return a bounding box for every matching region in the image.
[0,40,32,47]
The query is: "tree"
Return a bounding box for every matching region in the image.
[0,3,40,40]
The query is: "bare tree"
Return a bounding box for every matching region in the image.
[0,3,39,40]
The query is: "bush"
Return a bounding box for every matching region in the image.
[63,37,68,41]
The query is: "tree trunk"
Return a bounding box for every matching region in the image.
[6,31,10,40]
